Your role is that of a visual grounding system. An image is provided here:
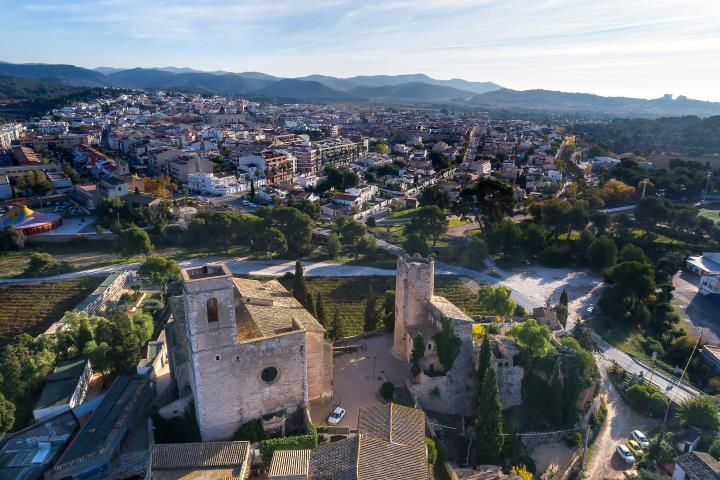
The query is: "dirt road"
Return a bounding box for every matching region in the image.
[584,359,661,479]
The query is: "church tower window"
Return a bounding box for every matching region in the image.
[207,297,219,323]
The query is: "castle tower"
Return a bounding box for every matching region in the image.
[393,254,434,360]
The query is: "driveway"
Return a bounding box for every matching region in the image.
[584,358,661,480]
[310,333,408,428]
[673,271,720,345]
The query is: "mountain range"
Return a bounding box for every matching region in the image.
[1,61,719,118]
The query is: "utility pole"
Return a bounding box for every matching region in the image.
[581,424,591,471]
[662,329,703,428]
[703,171,712,204]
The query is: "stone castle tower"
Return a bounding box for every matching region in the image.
[393,254,435,360]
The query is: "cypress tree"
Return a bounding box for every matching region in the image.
[315,293,327,327]
[363,284,378,332]
[293,260,308,303]
[475,366,504,465]
[559,288,568,306]
[477,335,492,395]
[331,307,345,341]
[304,291,316,317]
[548,358,564,426]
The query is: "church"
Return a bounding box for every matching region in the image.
[165,264,333,441]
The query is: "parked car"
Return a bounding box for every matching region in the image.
[583,305,594,317]
[626,440,644,457]
[328,406,346,425]
[616,444,636,465]
[631,430,650,450]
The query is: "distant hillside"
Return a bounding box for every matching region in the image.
[0,75,114,119]
[0,63,108,87]
[299,73,501,94]
[471,89,720,118]
[249,79,358,101]
[106,68,273,94]
[349,82,476,103]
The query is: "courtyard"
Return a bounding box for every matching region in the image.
[310,333,409,428]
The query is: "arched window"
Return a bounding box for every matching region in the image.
[207,297,219,323]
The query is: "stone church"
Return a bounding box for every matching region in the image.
[165,264,333,441]
[393,254,522,414]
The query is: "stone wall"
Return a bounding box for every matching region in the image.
[494,358,523,409]
[306,330,333,401]
[393,254,434,360]
[192,331,308,441]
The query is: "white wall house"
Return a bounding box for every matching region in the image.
[188,172,246,196]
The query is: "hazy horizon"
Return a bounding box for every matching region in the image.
[2,0,719,101]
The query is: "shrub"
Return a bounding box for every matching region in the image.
[380,381,395,401]
[426,437,438,465]
[259,433,318,467]
[233,419,266,443]
[24,252,72,276]
[485,323,500,335]
[678,396,720,430]
[564,431,583,447]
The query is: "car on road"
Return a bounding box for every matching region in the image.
[631,430,650,450]
[328,406,346,425]
[626,440,644,457]
[616,444,636,465]
[583,304,594,317]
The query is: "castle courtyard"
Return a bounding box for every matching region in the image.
[310,333,409,427]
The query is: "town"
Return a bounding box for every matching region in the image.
[0,65,720,480]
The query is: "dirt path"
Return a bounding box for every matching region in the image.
[584,359,661,479]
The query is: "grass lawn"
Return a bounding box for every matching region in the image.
[0,276,103,342]
[274,275,481,336]
[447,218,471,229]
[384,207,419,220]
[699,208,720,223]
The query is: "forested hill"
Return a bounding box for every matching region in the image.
[0,75,115,119]
[573,115,720,155]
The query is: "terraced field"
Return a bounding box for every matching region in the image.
[277,275,481,335]
[0,277,102,341]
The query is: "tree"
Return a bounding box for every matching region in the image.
[315,293,327,327]
[477,335,492,393]
[253,227,287,258]
[477,285,516,317]
[357,235,377,257]
[380,381,394,401]
[293,261,309,304]
[619,243,649,264]
[325,233,341,259]
[0,334,56,400]
[606,261,656,302]
[457,178,514,231]
[268,207,314,255]
[403,233,430,256]
[678,396,720,431]
[559,289,568,306]
[0,228,24,252]
[406,206,448,246]
[339,219,366,258]
[635,197,668,233]
[82,340,111,374]
[429,150,451,171]
[116,225,154,257]
[475,366,504,465]
[24,252,69,276]
[0,392,15,434]
[363,285,378,332]
[138,255,181,284]
[434,317,462,371]
[511,465,533,480]
[548,359,564,425]
[419,185,451,210]
[330,307,345,341]
[586,235,618,271]
[508,319,552,357]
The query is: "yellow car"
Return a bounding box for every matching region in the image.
[626,439,644,458]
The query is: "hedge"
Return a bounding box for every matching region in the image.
[259,429,319,468]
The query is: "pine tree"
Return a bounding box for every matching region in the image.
[559,288,568,306]
[250,180,255,198]
[293,260,308,303]
[477,335,492,395]
[363,284,378,332]
[475,366,504,465]
[315,293,327,327]
[548,358,564,426]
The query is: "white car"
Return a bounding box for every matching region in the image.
[327,406,346,425]
[632,430,650,450]
[616,444,636,465]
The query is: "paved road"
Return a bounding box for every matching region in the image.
[593,333,701,403]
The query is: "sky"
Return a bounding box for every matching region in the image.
[2,0,720,101]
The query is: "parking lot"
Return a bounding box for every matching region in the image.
[310,333,409,428]
[673,271,720,344]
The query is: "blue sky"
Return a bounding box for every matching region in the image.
[2,0,720,101]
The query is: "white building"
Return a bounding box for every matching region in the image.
[0,123,24,150]
[188,172,245,196]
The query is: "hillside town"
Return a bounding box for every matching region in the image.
[1,85,720,480]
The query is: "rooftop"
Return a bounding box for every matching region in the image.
[35,358,89,410]
[268,449,310,478]
[675,451,720,479]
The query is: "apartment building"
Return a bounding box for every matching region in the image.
[187,172,246,195]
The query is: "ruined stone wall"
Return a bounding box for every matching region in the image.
[411,317,476,415]
[494,359,523,409]
[393,255,434,360]
[306,330,333,401]
[192,331,308,441]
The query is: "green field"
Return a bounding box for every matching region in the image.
[699,207,720,223]
[0,277,102,341]
[275,275,481,336]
